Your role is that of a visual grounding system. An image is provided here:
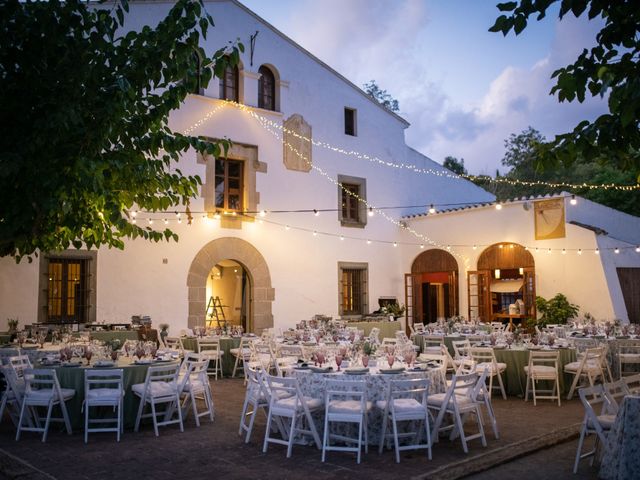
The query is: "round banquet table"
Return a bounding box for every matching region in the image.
[39,358,180,430]
[600,395,640,480]
[292,365,445,444]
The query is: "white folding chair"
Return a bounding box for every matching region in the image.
[322,379,371,464]
[564,347,606,400]
[198,337,224,380]
[422,335,445,355]
[368,328,381,345]
[83,369,124,442]
[230,337,255,378]
[451,340,472,365]
[274,357,297,378]
[179,359,214,426]
[378,378,432,463]
[239,363,270,443]
[0,366,25,428]
[132,363,184,436]
[524,350,561,406]
[428,372,487,454]
[469,347,507,400]
[573,384,614,473]
[164,336,181,350]
[602,379,630,415]
[16,368,75,442]
[470,367,500,440]
[618,340,640,378]
[262,374,322,458]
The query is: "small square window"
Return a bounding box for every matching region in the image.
[339,262,368,317]
[338,175,367,228]
[344,108,357,136]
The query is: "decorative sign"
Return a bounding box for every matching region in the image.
[283,114,312,172]
[534,198,566,240]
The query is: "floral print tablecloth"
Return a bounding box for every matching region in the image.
[599,395,640,480]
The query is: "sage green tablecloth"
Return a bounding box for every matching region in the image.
[491,347,576,397]
[90,331,139,344]
[47,360,179,430]
[347,320,401,338]
[180,337,241,376]
[0,334,12,345]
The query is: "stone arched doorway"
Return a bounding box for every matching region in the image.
[406,249,459,326]
[187,237,274,333]
[469,242,535,324]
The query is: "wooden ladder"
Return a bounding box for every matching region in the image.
[206,296,228,328]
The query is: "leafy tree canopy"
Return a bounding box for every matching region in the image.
[442,156,468,175]
[362,80,400,112]
[472,126,640,217]
[490,0,640,180]
[0,0,242,261]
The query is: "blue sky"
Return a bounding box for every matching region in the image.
[240,0,607,174]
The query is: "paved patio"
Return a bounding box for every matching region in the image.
[0,378,599,479]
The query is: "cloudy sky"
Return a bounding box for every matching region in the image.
[240,0,608,175]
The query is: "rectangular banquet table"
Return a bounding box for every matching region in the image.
[346,320,401,338]
[90,330,139,343]
[42,359,180,430]
[180,336,241,376]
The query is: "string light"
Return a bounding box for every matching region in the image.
[340,236,344,241]
[595,248,600,255]
[428,204,436,214]
[614,247,620,254]
[495,203,503,210]
[548,248,552,254]
[570,195,577,205]
[562,248,566,255]
[473,245,477,250]
[259,210,267,217]
[313,209,319,217]
[285,225,290,231]
[211,100,638,192]
[420,244,425,249]
[313,231,317,236]
[393,242,398,247]
[367,239,371,245]
[577,249,582,255]
[164,219,168,225]
[636,246,640,253]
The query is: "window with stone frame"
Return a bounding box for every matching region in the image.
[38,252,97,324]
[215,158,244,212]
[339,262,368,317]
[338,175,367,228]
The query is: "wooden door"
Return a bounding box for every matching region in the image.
[467,270,490,322]
[448,270,459,317]
[404,273,421,332]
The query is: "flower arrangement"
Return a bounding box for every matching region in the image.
[7,318,19,331]
[382,303,405,318]
[362,340,377,356]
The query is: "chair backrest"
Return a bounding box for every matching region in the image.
[528,350,560,369]
[274,357,297,377]
[490,322,504,333]
[325,379,367,413]
[387,377,430,409]
[368,328,380,343]
[381,337,398,347]
[265,374,302,408]
[23,368,64,400]
[602,379,630,415]
[572,337,599,354]
[8,355,32,378]
[141,364,181,394]
[164,337,180,349]
[467,335,485,345]
[0,366,24,403]
[578,384,612,442]
[278,345,303,359]
[469,347,497,365]
[179,359,209,391]
[84,369,124,395]
[414,323,425,334]
[452,340,471,359]
[423,335,444,347]
[197,337,221,353]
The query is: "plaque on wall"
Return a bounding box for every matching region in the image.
[283,114,312,172]
[534,198,566,240]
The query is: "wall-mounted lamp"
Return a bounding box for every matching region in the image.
[494,269,501,279]
[519,267,524,275]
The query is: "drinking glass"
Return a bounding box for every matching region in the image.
[387,354,395,368]
[335,354,343,371]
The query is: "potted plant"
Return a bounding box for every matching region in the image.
[7,318,19,332]
[382,303,406,320]
[535,294,579,328]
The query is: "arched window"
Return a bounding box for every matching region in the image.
[219,59,239,102]
[258,65,275,111]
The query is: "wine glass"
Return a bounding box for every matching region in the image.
[84,347,93,365]
[361,355,369,368]
[110,349,119,362]
[335,354,343,371]
[387,354,395,368]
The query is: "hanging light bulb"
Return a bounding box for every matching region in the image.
[595,248,600,255]
[495,203,503,210]
[577,249,582,255]
[285,225,290,231]
[259,210,267,217]
[518,267,524,275]
[368,207,374,217]
[636,246,640,253]
[499,244,504,249]
[420,244,425,249]
[570,194,577,206]
[428,204,436,214]
[312,231,317,236]
[175,211,181,218]
[614,247,620,254]
[131,210,137,218]
[367,239,371,245]
[340,236,344,241]
[177,218,182,224]
[393,242,398,247]
[313,209,319,216]
[562,248,566,255]
[472,245,477,250]
[446,245,451,251]
[547,248,552,254]
[164,219,168,225]
[148,219,154,225]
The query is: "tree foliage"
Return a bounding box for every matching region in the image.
[442,156,468,175]
[362,80,400,112]
[0,0,242,261]
[490,0,640,179]
[472,127,640,216]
